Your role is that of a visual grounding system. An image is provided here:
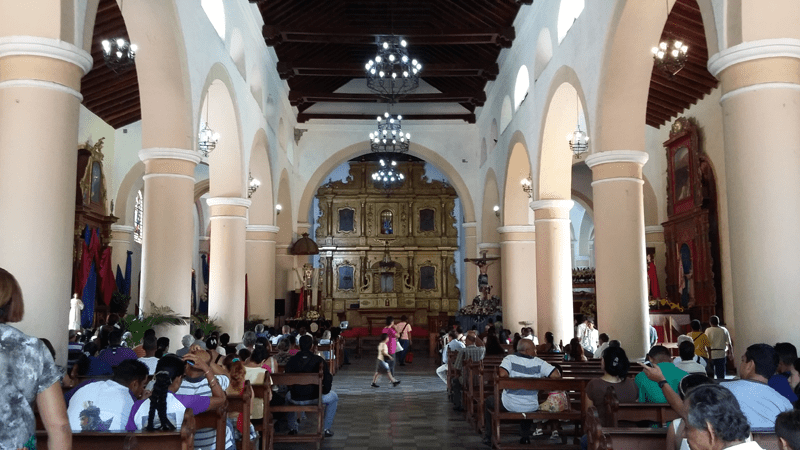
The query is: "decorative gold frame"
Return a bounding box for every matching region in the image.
[78,138,108,208]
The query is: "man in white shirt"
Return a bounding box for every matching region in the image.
[576,317,599,357]
[674,341,707,374]
[594,333,610,359]
[674,334,708,369]
[436,330,465,384]
[67,359,148,431]
[684,384,767,450]
[137,335,159,375]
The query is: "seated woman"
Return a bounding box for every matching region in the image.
[584,346,638,426]
[484,333,506,356]
[126,354,225,431]
[318,330,332,360]
[273,339,293,366]
[537,332,560,354]
[564,337,588,362]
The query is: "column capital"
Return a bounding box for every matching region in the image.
[645,225,664,234]
[497,225,536,234]
[0,36,93,74]
[207,197,250,219]
[585,150,649,169]
[530,199,574,213]
[110,224,135,233]
[461,222,477,228]
[478,242,501,250]
[708,38,800,77]
[246,224,279,233]
[139,148,202,164]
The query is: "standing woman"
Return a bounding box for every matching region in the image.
[393,315,412,366]
[0,268,71,449]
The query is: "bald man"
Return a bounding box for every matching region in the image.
[483,338,560,445]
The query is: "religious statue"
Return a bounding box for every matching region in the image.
[647,253,661,300]
[69,294,84,331]
[403,272,413,291]
[361,271,373,293]
[465,251,499,299]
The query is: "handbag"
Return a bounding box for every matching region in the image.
[539,391,569,412]
[396,341,404,352]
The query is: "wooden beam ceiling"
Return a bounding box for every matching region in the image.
[646,0,719,128]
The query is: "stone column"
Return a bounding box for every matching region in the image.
[707,39,800,347]
[530,200,574,345]
[246,225,278,325]
[497,226,537,334]
[586,151,649,359]
[0,36,92,363]
[462,222,478,302]
[206,197,250,340]
[138,149,200,349]
[110,225,135,314]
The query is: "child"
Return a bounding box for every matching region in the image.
[372,333,401,388]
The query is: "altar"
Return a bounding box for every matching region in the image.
[649,312,691,343]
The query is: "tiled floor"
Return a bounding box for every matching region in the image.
[274,350,488,450]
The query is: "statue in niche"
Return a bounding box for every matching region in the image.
[68,294,83,331]
[465,251,499,299]
[678,243,694,308]
[403,272,413,291]
[380,210,393,235]
[361,271,373,293]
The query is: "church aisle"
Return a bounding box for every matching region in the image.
[275,348,486,449]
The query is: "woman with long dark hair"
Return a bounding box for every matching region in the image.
[126,354,225,430]
[537,332,560,354]
[584,346,638,426]
[564,337,587,361]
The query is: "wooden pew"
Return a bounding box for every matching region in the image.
[227,380,253,450]
[472,360,502,434]
[194,402,228,450]
[604,386,678,427]
[251,383,271,450]
[316,344,336,375]
[36,409,196,450]
[265,366,325,450]
[488,373,588,449]
[585,405,668,450]
[752,431,780,450]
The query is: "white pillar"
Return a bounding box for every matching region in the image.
[498,226,536,334]
[207,197,250,340]
[708,39,800,348]
[139,148,201,349]
[110,225,135,314]
[586,151,649,359]
[246,225,279,324]
[530,200,575,345]
[0,36,92,364]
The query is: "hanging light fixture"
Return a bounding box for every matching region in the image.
[365,36,422,100]
[371,158,405,190]
[369,112,410,153]
[198,92,219,157]
[247,172,261,198]
[521,174,533,199]
[651,0,689,77]
[567,96,589,159]
[101,38,137,74]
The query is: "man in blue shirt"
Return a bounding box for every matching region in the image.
[769,343,798,403]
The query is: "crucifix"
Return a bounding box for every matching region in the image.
[464,250,500,299]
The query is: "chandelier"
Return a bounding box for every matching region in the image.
[371,158,405,189]
[567,97,589,158]
[652,38,689,77]
[198,93,219,157]
[365,36,422,100]
[369,112,410,153]
[101,38,137,74]
[247,173,260,198]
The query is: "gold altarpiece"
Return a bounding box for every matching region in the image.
[315,161,460,330]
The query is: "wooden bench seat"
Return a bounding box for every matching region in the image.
[604,386,678,427]
[585,406,667,450]
[37,409,196,450]
[488,372,588,449]
[227,380,253,450]
[265,366,325,450]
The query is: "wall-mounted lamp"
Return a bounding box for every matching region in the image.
[520,174,533,199]
[276,204,282,215]
[247,173,260,198]
[493,205,500,217]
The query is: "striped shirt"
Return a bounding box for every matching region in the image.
[455,345,485,384]
[176,374,232,450]
[499,353,555,413]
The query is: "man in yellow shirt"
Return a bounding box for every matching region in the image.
[687,320,711,376]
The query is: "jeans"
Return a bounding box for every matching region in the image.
[397,339,410,364]
[436,364,448,383]
[712,358,727,379]
[286,390,339,431]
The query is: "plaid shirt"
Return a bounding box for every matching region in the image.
[454,345,485,384]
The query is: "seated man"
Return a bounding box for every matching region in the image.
[674,334,708,369]
[138,334,159,375]
[286,335,338,438]
[483,339,560,446]
[684,384,764,450]
[175,334,194,357]
[594,333,610,359]
[451,334,486,411]
[673,341,707,374]
[97,329,138,367]
[721,343,793,429]
[776,410,800,450]
[770,343,798,403]
[436,330,465,384]
[67,359,148,431]
[635,345,687,403]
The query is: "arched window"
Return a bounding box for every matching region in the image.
[201,0,226,39]
[557,0,585,44]
[514,66,530,110]
[134,190,144,244]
